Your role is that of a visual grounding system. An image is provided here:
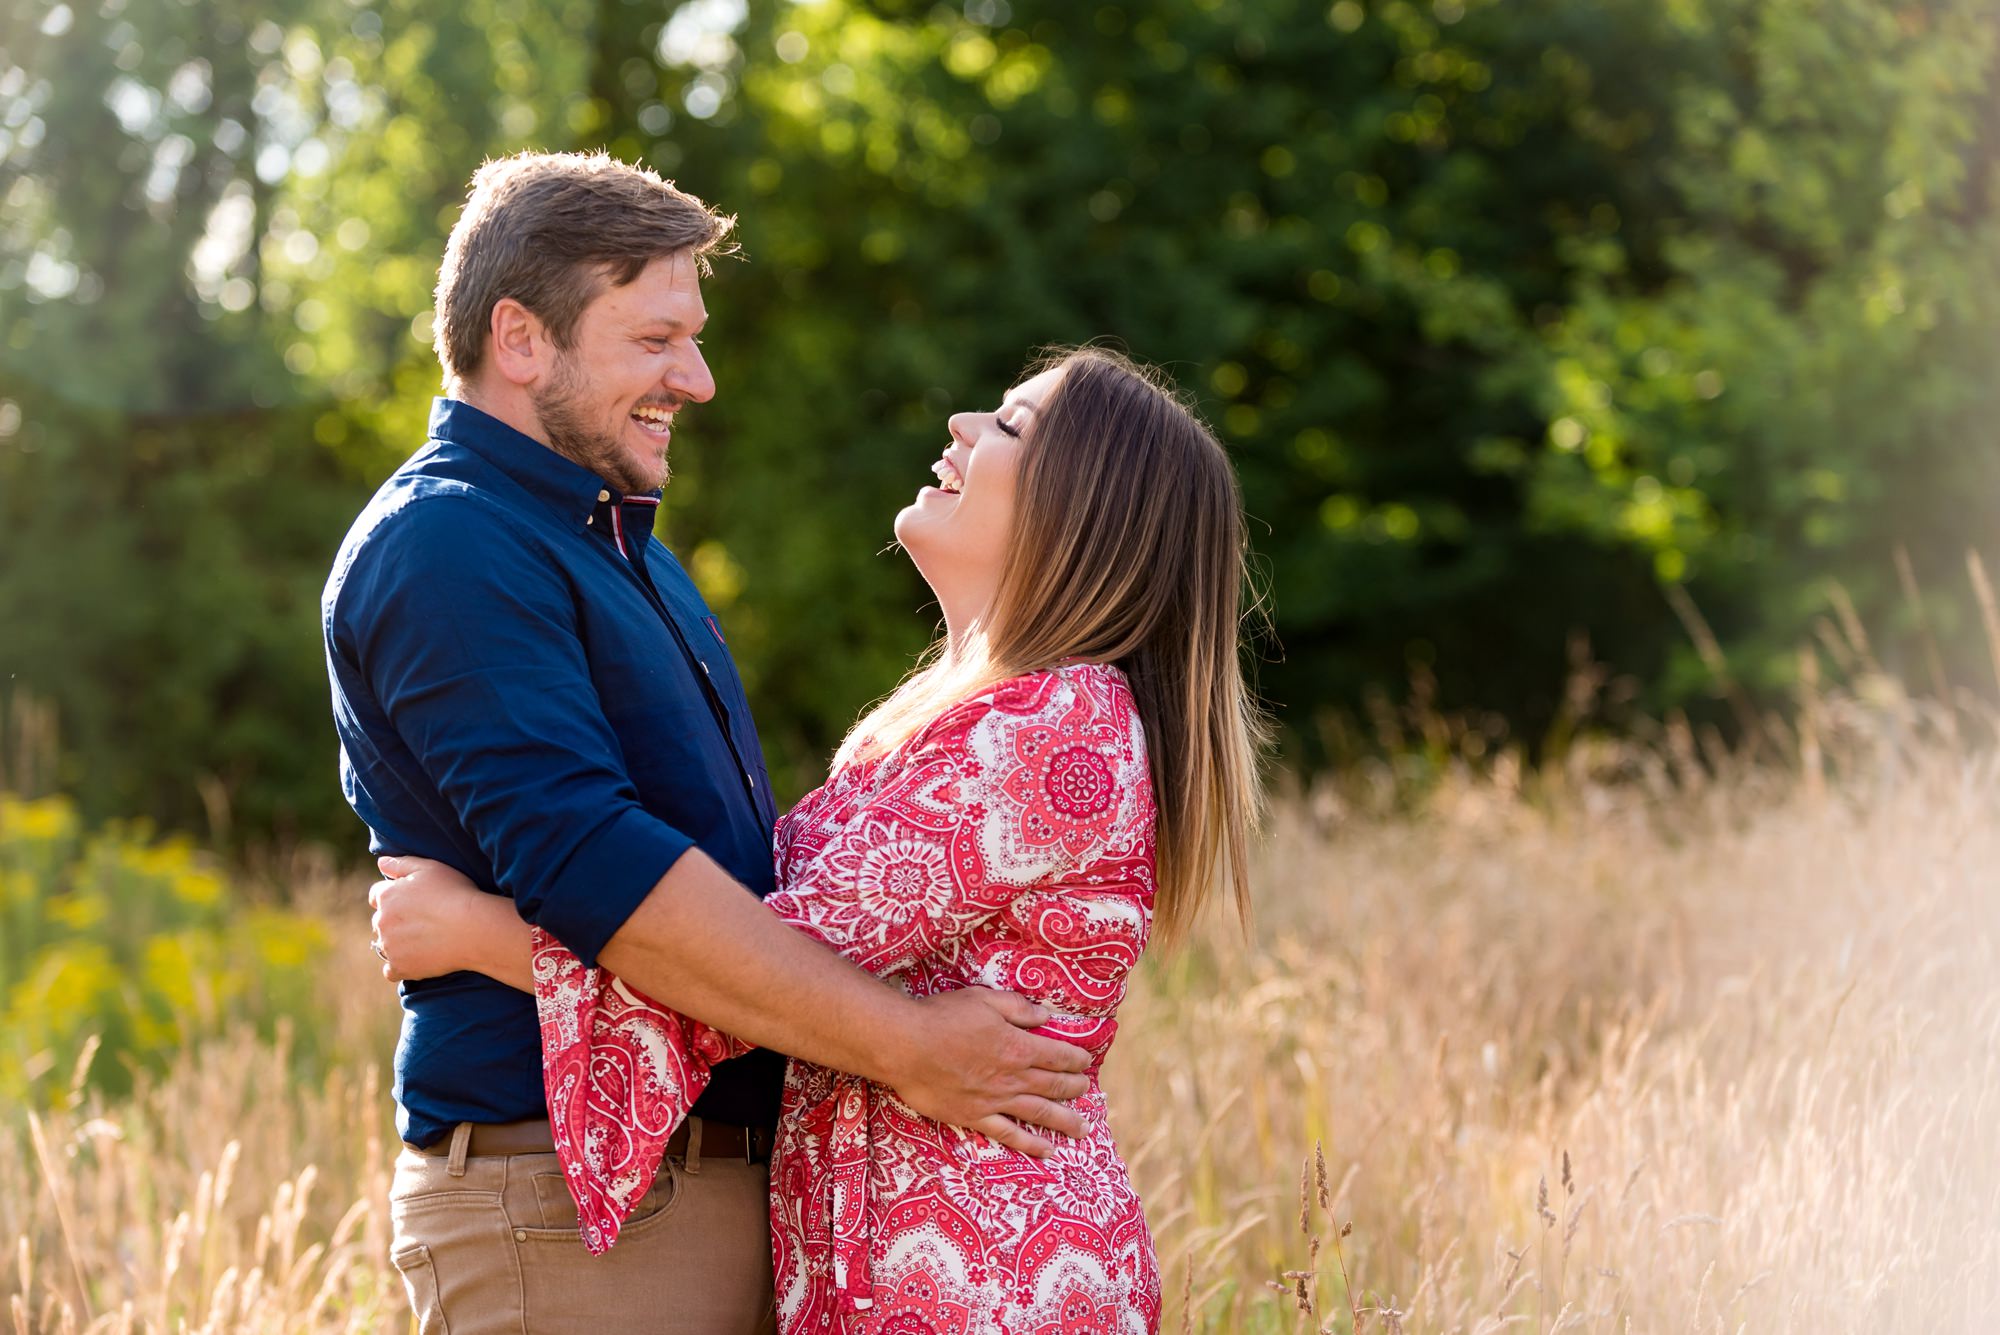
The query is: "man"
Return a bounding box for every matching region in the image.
[322,151,1091,1334]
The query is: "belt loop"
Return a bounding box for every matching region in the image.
[683,1116,703,1176]
[446,1121,472,1178]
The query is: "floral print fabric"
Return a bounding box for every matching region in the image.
[532,663,1161,1333]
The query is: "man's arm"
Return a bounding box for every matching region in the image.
[337,497,690,967]
[373,847,1092,1154]
[598,849,1091,1153]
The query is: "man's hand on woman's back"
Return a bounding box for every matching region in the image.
[885,986,1093,1155]
[597,847,1094,1156]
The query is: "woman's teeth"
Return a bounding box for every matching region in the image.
[931,457,964,493]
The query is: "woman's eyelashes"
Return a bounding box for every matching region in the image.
[995,414,1021,438]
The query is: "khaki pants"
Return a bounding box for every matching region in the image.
[389,1120,776,1335]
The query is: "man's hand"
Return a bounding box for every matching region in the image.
[591,849,1094,1157]
[884,987,1093,1158]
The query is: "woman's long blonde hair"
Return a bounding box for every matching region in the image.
[835,347,1268,951]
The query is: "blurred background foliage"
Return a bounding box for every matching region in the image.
[1,0,1997,847]
[0,793,329,1098]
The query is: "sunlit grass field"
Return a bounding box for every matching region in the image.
[6,700,1998,1332]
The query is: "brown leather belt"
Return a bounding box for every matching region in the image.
[409,1116,773,1163]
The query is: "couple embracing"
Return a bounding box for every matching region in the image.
[324,150,1263,1335]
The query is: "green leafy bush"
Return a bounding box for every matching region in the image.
[0,795,329,1102]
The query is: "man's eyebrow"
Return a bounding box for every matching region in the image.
[633,314,709,334]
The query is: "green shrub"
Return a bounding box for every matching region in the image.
[0,794,329,1102]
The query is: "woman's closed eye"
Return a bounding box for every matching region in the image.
[995,415,1021,438]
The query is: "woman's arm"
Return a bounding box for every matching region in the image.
[370,857,536,993]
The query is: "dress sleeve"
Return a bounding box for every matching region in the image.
[530,926,750,1254]
[763,668,1151,978]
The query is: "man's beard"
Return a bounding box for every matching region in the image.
[531,351,670,494]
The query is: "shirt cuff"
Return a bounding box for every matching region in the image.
[528,807,695,967]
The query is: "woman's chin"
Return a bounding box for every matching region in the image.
[892,505,928,553]
[893,511,946,579]
[894,488,954,541]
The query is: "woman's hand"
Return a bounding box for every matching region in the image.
[370,855,530,987]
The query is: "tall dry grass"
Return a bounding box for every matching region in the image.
[1111,698,2000,1332]
[6,700,1998,1331]
[2,923,403,1335]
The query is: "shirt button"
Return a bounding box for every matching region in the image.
[513,1228,528,1242]
[597,489,611,502]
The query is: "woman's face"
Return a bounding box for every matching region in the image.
[894,365,1065,635]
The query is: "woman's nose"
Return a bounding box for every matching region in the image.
[946,411,976,447]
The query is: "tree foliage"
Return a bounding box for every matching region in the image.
[1,0,1995,843]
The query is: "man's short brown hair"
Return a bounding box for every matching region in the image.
[432,150,736,391]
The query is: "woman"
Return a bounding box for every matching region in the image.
[373,346,1265,1333]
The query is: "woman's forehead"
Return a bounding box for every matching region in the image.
[1004,365,1066,410]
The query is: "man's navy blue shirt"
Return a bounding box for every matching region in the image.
[323,397,785,1146]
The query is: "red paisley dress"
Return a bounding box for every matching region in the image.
[530,663,1162,1334]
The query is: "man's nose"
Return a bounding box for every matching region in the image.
[669,344,715,404]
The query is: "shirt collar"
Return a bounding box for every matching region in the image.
[427,397,665,528]
[594,489,661,558]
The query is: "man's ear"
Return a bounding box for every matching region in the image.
[488,297,543,389]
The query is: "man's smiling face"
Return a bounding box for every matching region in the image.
[530,249,715,494]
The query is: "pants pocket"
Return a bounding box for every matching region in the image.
[391,1241,450,1335]
[513,1153,683,1243]
[513,1158,705,1334]
[390,1149,514,1333]
[531,1170,576,1231]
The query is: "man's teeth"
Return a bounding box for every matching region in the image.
[931,458,964,493]
[632,406,674,429]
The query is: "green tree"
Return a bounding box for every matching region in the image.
[2,0,1996,845]
[0,0,589,835]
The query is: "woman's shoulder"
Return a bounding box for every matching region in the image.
[923,661,1140,746]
